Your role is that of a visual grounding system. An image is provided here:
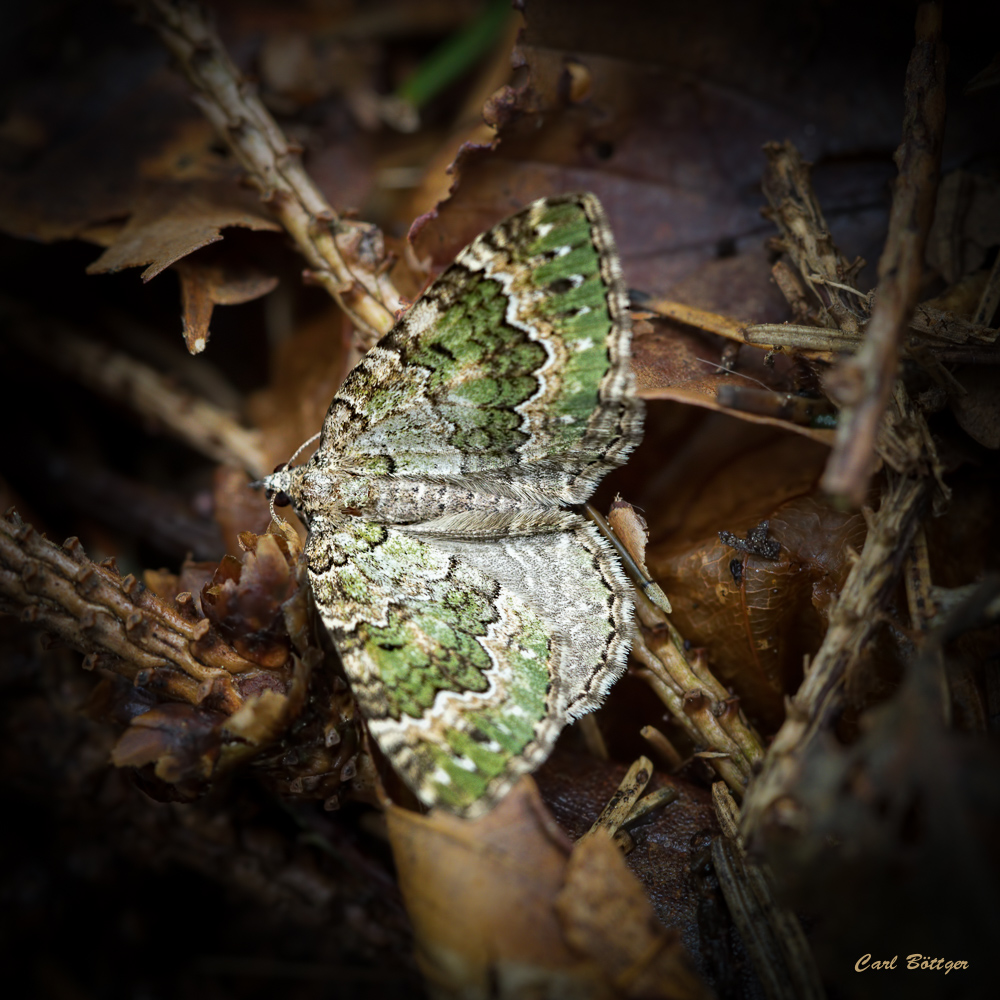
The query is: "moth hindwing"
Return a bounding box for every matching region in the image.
[269,193,643,817]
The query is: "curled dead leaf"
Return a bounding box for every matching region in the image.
[386,777,712,999]
[201,532,298,668]
[556,830,709,999]
[110,701,225,787]
[85,180,280,281]
[175,255,279,355]
[648,494,866,729]
[633,320,836,445]
[950,366,1000,449]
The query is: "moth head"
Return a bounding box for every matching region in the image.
[258,431,327,521]
[262,467,294,498]
[260,463,342,526]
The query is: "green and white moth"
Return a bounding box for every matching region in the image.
[266,194,643,817]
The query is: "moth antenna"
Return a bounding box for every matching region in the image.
[283,430,323,471]
[268,486,283,528]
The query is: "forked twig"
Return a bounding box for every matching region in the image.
[133,0,403,346]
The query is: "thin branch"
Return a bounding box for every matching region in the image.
[631,294,747,344]
[744,323,857,352]
[822,3,947,504]
[760,142,868,335]
[0,509,252,712]
[602,500,764,796]
[631,621,763,797]
[740,472,927,840]
[133,0,402,346]
[2,297,268,477]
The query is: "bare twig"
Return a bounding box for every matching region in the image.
[741,472,927,839]
[744,323,857,354]
[711,786,826,1000]
[582,756,653,842]
[631,622,763,797]
[133,0,402,346]
[822,3,947,504]
[0,508,363,794]
[760,142,868,336]
[640,724,685,770]
[910,302,999,345]
[606,498,765,796]
[631,295,747,344]
[579,755,679,852]
[2,297,268,477]
[0,508,249,711]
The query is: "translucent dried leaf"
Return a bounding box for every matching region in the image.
[633,320,836,444]
[648,495,866,728]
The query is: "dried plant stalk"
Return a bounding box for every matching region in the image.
[606,499,765,797]
[754,143,949,503]
[822,2,947,504]
[712,784,825,1000]
[134,0,402,345]
[760,143,868,337]
[632,600,764,797]
[3,298,268,477]
[0,508,255,712]
[740,472,927,839]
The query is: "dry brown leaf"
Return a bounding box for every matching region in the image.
[221,687,293,748]
[627,412,834,548]
[110,701,225,786]
[246,305,354,471]
[201,532,298,669]
[950,365,1000,449]
[556,831,709,1000]
[86,180,281,282]
[648,495,866,729]
[633,321,836,444]
[0,58,212,243]
[142,560,218,617]
[211,465,273,559]
[926,169,1000,283]
[534,748,721,967]
[386,778,590,997]
[386,777,712,999]
[409,6,902,304]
